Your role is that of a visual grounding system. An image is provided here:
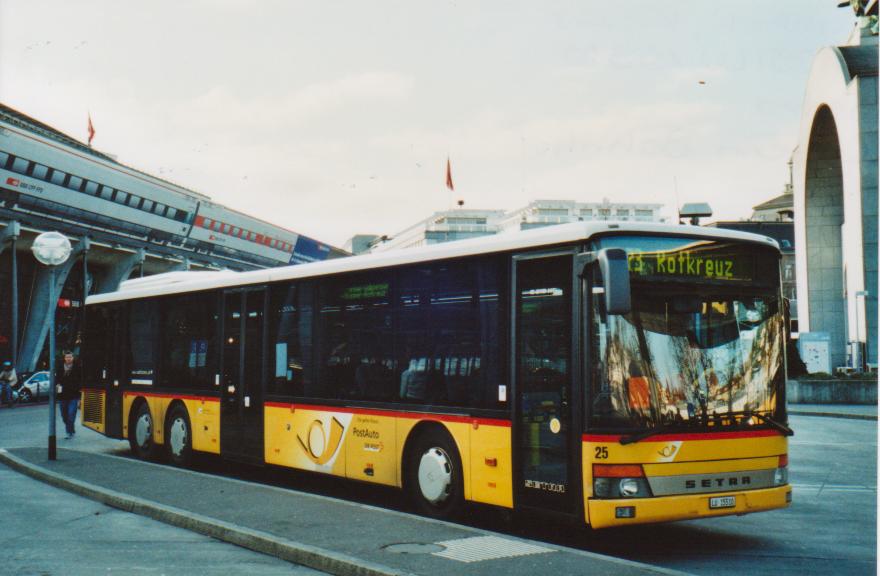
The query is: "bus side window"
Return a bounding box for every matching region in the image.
[269,282,313,398]
[395,256,504,409]
[130,300,158,385]
[317,273,394,402]
[159,293,217,390]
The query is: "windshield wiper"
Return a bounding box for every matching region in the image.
[749,411,794,436]
[620,426,670,445]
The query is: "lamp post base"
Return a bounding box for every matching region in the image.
[48,434,56,461]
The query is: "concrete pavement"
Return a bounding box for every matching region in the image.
[0,446,686,576]
[0,451,322,576]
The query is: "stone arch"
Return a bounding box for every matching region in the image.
[803,105,847,369]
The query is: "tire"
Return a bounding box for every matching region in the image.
[165,404,193,467]
[128,401,160,460]
[405,427,464,519]
[18,388,32,403]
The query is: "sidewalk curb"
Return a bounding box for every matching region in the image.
[789,411,877,421]
[0,449,412,576]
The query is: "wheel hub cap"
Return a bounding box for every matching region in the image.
[169,417,187,456]
[417,447,452,504]
[136,413,152,448]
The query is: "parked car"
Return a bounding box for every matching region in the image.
[14,371,50,403]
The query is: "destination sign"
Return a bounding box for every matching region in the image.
[627,249,754,282]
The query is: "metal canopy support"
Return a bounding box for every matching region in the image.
[95,248,145,294]
[170,257,191,272]
[18,238,89,372]
[0,222,20,368]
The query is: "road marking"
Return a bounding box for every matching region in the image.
[792,483,876,494]
[431,535,554,563]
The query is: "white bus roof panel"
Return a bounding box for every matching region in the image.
[87,221,779,305]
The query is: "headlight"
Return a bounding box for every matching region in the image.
[594,477,612,498]
[774,467,788,486]
[619,478,640,497]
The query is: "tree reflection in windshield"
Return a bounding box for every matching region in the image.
[591,291,784,429]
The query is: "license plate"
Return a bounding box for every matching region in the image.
[709,496,736,509]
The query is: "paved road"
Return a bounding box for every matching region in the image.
[1,404,321,576]
[1,404,876,575]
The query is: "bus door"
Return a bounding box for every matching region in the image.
[104,305,124,437]
[221,288,266,463]
[512,253,581,515]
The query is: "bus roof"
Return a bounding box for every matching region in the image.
[86,221,779,305]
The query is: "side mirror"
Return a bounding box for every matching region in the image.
[579,248,631,315]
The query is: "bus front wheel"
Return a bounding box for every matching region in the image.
[405,428,464,519]
[129,401,159,460]
[166,404,193,467]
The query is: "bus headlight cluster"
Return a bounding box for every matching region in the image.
[773,454,788,486]
[592,464,652,499]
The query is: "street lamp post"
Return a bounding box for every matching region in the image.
[855,290,868,372]
[32,231,72,461]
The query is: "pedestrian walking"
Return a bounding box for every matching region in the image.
[56,351,82,439]
[0,361,17,407]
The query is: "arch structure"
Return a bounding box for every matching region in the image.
[793,30,878,371]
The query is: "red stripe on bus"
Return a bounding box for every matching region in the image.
[582,429,781,442]
[264,401,511,428]
[123,391,219,403]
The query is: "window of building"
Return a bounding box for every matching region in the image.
[317,272,394,401]
[580,209,593,217]
[32,164,49,180]
[616,209,630,216]
[67,176,83,191]
[269,282,314,397]
[128,195,140,208]
[142,199,154,213]
[0,152,9,167]
[99,186,114,201]
[159,292,217,389]
[115,190,128,204]
[50,170,66,186]
[167,207,178,220]
[11,157,30,175]
[537,208,569,217]
[635,209,653,218]
[84,181,99,195]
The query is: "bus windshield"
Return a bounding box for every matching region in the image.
[589,237,785,432]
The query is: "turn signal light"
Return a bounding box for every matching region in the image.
[778,454,788,467]
[593,464,644,478]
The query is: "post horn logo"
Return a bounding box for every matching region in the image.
[297,417,345,465]
[658,444,678,458]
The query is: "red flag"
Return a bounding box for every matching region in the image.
[445,157,454,191]
[87,113,95,146]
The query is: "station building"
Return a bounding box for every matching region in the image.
[358,198,664,254]
[0,103,345,373]
[791,4,878,370]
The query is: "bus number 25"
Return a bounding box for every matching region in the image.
[595,446,608,459]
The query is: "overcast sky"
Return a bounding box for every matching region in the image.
[0,1,856,247]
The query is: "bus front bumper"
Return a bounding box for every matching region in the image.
[587,485,792,529]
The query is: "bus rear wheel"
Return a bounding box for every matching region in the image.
[166,404,193,467]
[405,428,464,519]
[129,401,159,460]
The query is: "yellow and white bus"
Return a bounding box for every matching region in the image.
[81,221,792,528]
